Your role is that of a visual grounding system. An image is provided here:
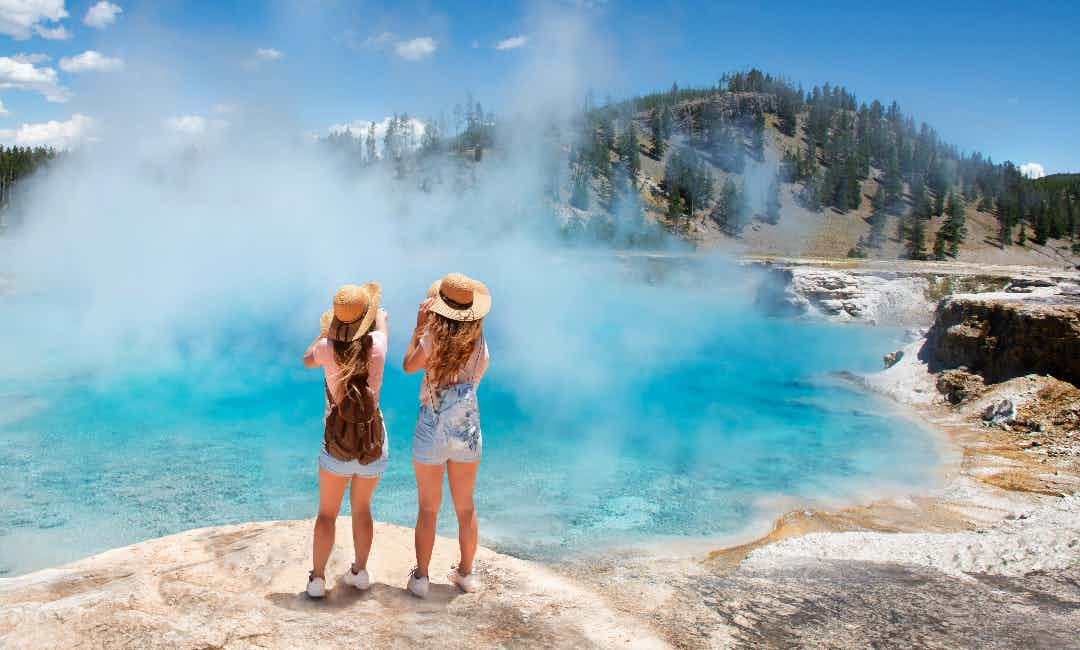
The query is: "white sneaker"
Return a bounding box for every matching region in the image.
[406,568,429,598]
[306,574,326,599]
[342,565,370,590]
[448,567,481,593]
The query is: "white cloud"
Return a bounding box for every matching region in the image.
[494,35,527,50]
[243,47,283,69]
[83,1,121,29]
[1020,162,1046,179]
[0,113,97,149]
[59,50,124,73]
[394,36,436,61]
[166,115,207,135]
[0,55,70,102]
[34,22,70,39]
[11,52,50,64]
[340,29,393,52]
[0,0,67,40]
[165,114,229,136]
[254,47,282,62]
[0,100,8,117]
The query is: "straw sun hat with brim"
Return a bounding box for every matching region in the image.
[428,273,491,322]
[323,283,381,342]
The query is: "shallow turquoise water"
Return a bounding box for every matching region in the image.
[0,263,939,576]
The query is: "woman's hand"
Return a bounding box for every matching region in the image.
[415,297,434,330]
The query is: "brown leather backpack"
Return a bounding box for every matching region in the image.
[324,382,384,464]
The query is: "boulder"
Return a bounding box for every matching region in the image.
[980,399,1015,423]
[883,350,905,369]
[936,368,987,404]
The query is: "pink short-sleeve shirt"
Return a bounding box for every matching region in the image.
[313,331,388,415]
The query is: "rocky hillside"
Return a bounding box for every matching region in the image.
[561,71,1080,268]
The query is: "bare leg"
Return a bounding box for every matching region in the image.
[312,467,350,579]
[348,475,380,571]
[446,460,480,576]
[413,460,445,578]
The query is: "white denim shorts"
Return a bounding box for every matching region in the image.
[412,383,482,465]
[318,416,389,478]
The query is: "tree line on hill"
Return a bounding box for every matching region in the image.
[561,68,1078,258]
[1,146,59,224]
[6,72,1077,258]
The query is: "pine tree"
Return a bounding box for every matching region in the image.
[365,124,376,163]
[845,156,862,210]
[931,226,949,260]
[943,192,967,256]
[764,179,781,225]
[934,191,946,217]
[712,177,744,235]
[650,108,666,159]
[419,119,441,157]
[1017,222,1028,246]
[667,192,684,232]
[867,186,888,247]
[777,94,798,137]
[615,123,641,184]
[882,149,904,207]
[750,110,765,162]
[1033,203,1050,245]
[906,215,927,260]
[570,173,590,211]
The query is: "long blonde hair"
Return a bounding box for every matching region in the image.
[425,313,483,388]
[332,324,376,404]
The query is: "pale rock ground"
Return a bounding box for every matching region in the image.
[745,495,1080,577]
[0,519,667,649]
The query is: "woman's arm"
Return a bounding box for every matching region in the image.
[374,308,389,339]
[402,298,433,374]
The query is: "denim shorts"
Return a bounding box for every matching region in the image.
[318,414,389,478]
[413,383,482,465]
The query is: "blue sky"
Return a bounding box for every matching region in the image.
[2,0,1078,174]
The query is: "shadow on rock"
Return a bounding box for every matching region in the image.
[266,582,464,612]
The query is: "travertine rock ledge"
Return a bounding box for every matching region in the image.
[0,519,665,649]
[922,292,1080,385]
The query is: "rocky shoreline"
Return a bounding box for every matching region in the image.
[2,258,1079,648]
[564,258,1080,647]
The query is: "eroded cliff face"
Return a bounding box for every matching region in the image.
[754,265,935,325]
[921,294,1080,386]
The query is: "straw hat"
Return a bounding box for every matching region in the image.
[326,283,381,342]
[318,308,333,337]
[429,273,491,322]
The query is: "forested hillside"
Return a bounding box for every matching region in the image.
[316,69,1078,265]
[4,69,1077,266]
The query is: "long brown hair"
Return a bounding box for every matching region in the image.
[332,323,376,403]
[425,313,483,388]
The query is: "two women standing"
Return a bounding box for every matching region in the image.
[303,273,490,599]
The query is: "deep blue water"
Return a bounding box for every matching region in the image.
[0,264,940,576]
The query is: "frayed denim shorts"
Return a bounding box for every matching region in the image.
[413,383,482,465]
[318,413,389,478]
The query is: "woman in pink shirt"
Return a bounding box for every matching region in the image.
[302,283,389,598]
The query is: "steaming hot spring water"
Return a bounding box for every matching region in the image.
[0,254,941,576]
